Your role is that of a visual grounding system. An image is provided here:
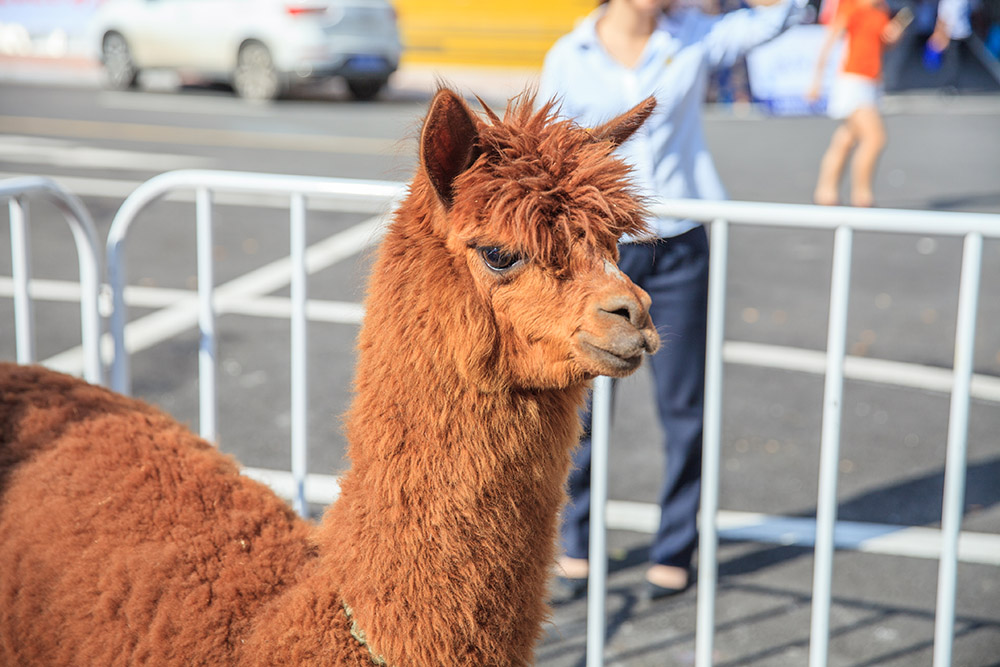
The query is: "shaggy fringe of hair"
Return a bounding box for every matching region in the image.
[452,93,652,270]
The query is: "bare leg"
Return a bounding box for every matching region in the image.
[846,105,887,207]
[557,555,589,579]
[646,564,689,589]
[814,122,857,206]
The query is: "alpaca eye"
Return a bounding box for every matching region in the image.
[479,246,524,272]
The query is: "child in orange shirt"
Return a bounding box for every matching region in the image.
[807,0,910,207]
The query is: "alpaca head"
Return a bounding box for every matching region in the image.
[413,88,660,391]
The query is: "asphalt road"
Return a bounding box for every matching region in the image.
[1,76,999,665]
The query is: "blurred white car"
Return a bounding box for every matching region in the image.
[90,0,402,101]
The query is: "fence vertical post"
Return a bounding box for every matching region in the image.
[587,374,613,667]
[290,192,309,517]
[809,224,853,667]
[10,197,35,364]
[696,218,729,667]
[933,231,983,667]
[196,187,218,442]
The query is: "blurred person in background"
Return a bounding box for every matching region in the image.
[807,0,910,207]
[539,0,802,601]
[926,0,973,87]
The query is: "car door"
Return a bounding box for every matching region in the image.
[123,0,185,67]
[166,0,244,73]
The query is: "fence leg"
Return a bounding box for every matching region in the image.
[196,187,218,443]
[10,197,36,364]
[586,374,613,667]
[696,218,729,667]
[809,224,853,667]
[933,232,983,667]
[290,193,309,518]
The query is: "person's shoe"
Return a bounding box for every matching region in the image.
[552,575,589,603]
[551,556,590,604]
[643,564,690,601]
[643,579,689,601]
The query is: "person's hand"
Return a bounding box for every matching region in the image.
[882,21,904,44]
[882,7,912,46]
[927,21,951,52]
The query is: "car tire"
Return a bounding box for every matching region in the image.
[233,42,282,101]
[346,78,386,102]
[102,32,139,90]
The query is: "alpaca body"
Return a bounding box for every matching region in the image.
[0,364,337,664]
[0,89,659,665]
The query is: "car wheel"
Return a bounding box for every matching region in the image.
[233,42,282,102]
[102,32,139,90]
[346,78,386,102]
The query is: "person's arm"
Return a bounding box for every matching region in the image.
[806,12,847,102]
[881,6,912,46]
[929,0,972,49]
[700,0,802,69]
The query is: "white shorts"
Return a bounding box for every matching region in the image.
[827,73,881,120]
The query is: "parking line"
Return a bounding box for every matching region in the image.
[242,467,1000,566]
[0,115,403,155]
[5,276,999,402]
[25,214,386,375]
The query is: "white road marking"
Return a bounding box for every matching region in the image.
[10,214,386,375]
[725,341,1000,404]
[239,468,1000,566]
[0,115,403,155]
[6,274,995,404]
[0,135,215,172]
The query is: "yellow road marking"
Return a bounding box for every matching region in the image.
[0,115,405,155]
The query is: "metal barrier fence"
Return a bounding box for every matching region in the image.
[1,176,103,385]
[105,169,405,516]
[4,171,998,665]
[587,200,1000,667]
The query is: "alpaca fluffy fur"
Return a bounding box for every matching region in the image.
[0,89,658,666]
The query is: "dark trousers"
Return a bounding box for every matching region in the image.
[561,226,709,570]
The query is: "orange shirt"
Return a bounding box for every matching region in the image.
[837,0,890,79]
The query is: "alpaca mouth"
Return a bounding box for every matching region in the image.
[579,341,643,375]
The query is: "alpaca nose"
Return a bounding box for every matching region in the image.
[598,294,647,329]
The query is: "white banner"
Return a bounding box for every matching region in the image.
[746,24,844,116]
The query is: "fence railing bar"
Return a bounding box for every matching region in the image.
[808,225,854,667]
[696,218,728,667]
[2,176,103,385]
[290,193,310,518]
[196,187,218,442]
[106,171,404,396]
[587,374,613,667]
[9,196,34,365]
[650,199,1000,237]
[933,231,984,667]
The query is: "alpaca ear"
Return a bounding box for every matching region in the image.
[421,88,483,207]
[589,96,657,147]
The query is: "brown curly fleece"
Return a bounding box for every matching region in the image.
[0,88,658,666]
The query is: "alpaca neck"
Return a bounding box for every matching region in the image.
[323,346,585,665]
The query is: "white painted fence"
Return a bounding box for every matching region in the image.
[2,176,102,384]
[105,170,405,516]
[4,171,999,666]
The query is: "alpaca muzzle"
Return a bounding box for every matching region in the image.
[576,287,659,377]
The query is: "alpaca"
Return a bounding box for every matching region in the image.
[0,88,659,666]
